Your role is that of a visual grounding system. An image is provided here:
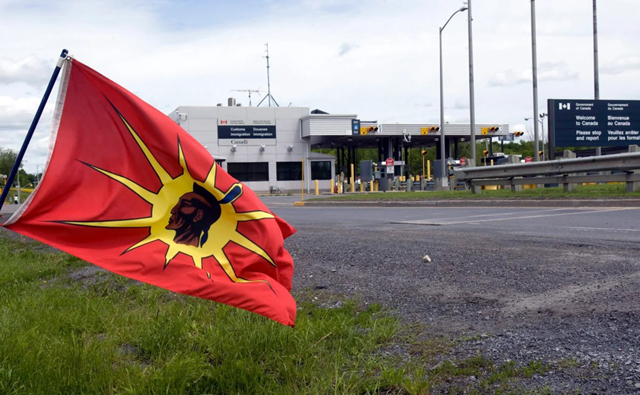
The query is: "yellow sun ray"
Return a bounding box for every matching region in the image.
[236,211,275,222]
[229,233,275,267]
[116,113,173,185]
[126,234,161,252]
[86,165,157,204]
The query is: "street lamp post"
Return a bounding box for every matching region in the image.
[530,0,540,162]
[439,4,468,189]
[539,112,547,160]
[525,113,547,160]
[468,0,477,167]
[36,164,42,186]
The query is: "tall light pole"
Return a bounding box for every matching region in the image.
[36,164,43,186]
[593,0,601,157]
[468,0,477,166]
[439,4,468,188]
[530,0,540,162]
[525,113,547,160]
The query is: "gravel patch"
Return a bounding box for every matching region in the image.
[287,224,640,394]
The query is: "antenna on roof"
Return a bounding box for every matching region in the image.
[257,43,279,107]
[231,88,263,107]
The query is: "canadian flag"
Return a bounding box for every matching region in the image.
[220,120,228,124]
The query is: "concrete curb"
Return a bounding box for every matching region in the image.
[301,199,640,208]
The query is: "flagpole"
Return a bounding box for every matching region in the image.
[0,49,68,211]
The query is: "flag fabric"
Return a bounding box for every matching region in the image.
[3,59,297,326]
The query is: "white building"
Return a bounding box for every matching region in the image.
[170,103,336,193]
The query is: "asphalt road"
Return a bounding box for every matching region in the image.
[262,196,640,244]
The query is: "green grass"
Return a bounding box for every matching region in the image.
[2,188,31,205]
[0,231,580,394]
[313,183,640,201]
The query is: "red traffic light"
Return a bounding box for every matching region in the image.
[429,126,440,132]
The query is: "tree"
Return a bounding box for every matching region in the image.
[0,148,20,177]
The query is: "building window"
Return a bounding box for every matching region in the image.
[311,161,332,180]
[227,162,269,182]
[277,162,302,181]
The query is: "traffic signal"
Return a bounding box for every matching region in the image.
[488,126,499,132]
[483,150,488,157]
[421,150,427,156]
[514,131,524,137]
[368,126,379,133]
[429,126,440,132]
[538,150,543,157]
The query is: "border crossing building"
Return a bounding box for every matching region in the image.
[170,99,509,192]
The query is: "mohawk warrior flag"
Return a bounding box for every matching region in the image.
[3,59,297,326]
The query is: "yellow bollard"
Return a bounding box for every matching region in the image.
[350,164,355,193]
[427,160,431,181]
[315,179,319,196]
[360,181,364,192]
[330,178,334,194]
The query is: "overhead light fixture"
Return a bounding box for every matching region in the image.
[287,144,293,152]
[259,145,266,152]
[230,144,237,152]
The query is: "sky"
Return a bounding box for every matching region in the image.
[1,0,639,173]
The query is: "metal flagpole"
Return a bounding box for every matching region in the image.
[0,49,68,211]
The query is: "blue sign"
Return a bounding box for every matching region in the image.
[218,125,276,139]
[352,119,361,135]
[549,99,640,147]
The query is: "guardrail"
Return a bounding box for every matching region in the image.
[453,145,640,193]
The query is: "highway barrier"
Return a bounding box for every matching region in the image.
[454,145,640,194]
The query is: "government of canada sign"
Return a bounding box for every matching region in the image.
[549,99,640,148]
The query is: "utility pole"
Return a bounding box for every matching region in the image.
[467,0,477,166]
[593,0,601,157]
[530,0,540,161]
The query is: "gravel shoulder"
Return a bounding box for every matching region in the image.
[287,222,640,394]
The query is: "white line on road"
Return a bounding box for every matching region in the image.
[393,208,637,226]
[561,226,640,233]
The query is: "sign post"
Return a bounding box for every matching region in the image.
[385,158,394,175]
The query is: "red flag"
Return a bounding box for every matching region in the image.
[3,59,296,326]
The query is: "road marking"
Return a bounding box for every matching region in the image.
[561,226,640,233]
[393,208,636,226]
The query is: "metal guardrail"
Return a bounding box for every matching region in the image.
[453,149,640,193]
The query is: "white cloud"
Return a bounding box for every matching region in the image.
[338,43,359,57]
[489,63,578,87]
[0,96,43,130]
[452,98,469,110]
[601,56,640,75]
[0,55,52,87]
[489,70,531,87]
